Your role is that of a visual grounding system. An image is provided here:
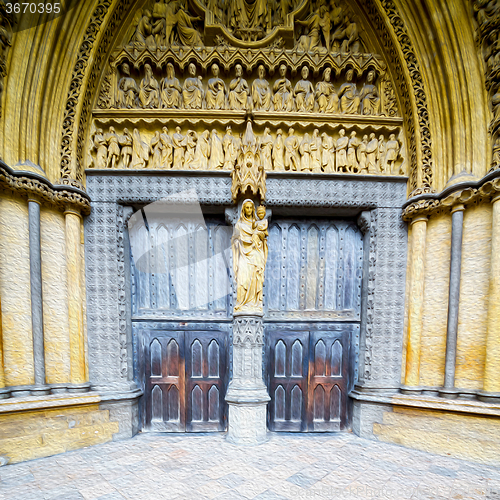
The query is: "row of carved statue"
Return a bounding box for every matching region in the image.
[113,61,386,116]
[91,124,402,175]
[127,0,361,50]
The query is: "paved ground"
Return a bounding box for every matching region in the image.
[0,432,499,500]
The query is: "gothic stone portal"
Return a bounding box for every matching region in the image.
[132,215,361,432]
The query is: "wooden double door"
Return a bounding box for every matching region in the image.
[266,324,357,432]
[138,327,228,432]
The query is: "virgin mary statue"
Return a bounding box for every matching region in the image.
[232,200,268,313]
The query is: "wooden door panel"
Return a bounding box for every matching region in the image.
[143,329,185,432]
[185,331,227,432]
[267,331,309,431]
[308,329,349,431]
[140,328,227,433]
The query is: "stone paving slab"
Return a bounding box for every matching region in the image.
[0,432,498,500]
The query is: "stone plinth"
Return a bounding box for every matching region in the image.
[225,315,270,445]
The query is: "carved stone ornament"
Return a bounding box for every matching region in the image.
[0,0,14,121]
[402,170,500,221]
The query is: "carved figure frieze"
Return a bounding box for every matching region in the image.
[98,60,396,117]
[89,122,404,176]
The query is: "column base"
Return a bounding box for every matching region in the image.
[477,390,500,403]
[438,387,460,399]
[225,385,270,446]
[400,385,423,395]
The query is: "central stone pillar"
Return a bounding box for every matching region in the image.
[225,121,270,445]
[226,315,270,445]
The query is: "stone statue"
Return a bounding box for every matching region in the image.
[119,128,133,169]
[377,134,386,172]
[183,130,197,166]
[206,63,226,110]
[332,16,359,54]
[160,126,173,168]
[172,126,185,169]
[117,63,139,109]
[232,199,268,314]
[182,63,204,109]
[294,66,315,112]
[139,64,160,108]
[366,133,378,174]
[336,128,349,172]
[347,131,359,172]
[191,130,210,170]
[321,132,335,173]
[93,129,107,169]
[359,70,381,116]
[299,133,311,171]
[229,64,250,111]
[357,135,368,172]
[284,127,300,171]
[273,64,294,112]
[223,126,238,170]
[316,67,338,113]
[273,129,285,171]
[131,9,155,47]
[175,9,204,47]
[296,7,323,52]
[209,129,224,169]
[151,0,168,46]
[165,0,181,45]
[252,65,272,111]
[105,127,120,169]
[385,134,400,173]
[131,128,150,169]
[310,129,322,172]
[150,131,162,169]
[260,127,273,171]
[160,63,182,109]
[339,69,360,114]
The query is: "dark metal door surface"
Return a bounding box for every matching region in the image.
[267,325,355,432]
[140,328,227,432]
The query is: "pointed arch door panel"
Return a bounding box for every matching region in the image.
[267,324,356,432]
[139,327,228,432]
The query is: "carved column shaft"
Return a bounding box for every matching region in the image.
[440,205,464,398]
[64,208,87,389]
[0,297,6,395]
[402,216,428,391]
[28,199,50,395]
[480,194,500,400]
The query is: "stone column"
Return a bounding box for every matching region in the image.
[480,193,500,402]
[64,207,89,392]
[28,198,50,395]
[0,297,8,398]
[440,204,464,399]
[402,215,428,393]
[225,315,270,445]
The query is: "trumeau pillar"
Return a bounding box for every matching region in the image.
[226,122,270,445]
[480,192,500,402]
[401,215,428,394]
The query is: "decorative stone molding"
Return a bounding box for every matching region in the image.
[402,170,500,221]
[359,0,434,195]
[0,160,91,214]
[0,1,14,120]
[233,316,264,346]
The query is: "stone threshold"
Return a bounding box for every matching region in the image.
[0,389,142,414]
[350,389,500,417]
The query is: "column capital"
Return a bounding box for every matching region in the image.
[410,215,428,225]
[450,203,465,214]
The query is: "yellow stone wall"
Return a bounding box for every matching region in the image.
[0,193,34,386]
[0,401,119,464]
[40,208,71,384]
[456,203,492,390]
[419,213,451,388]
[374,406,500,466]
